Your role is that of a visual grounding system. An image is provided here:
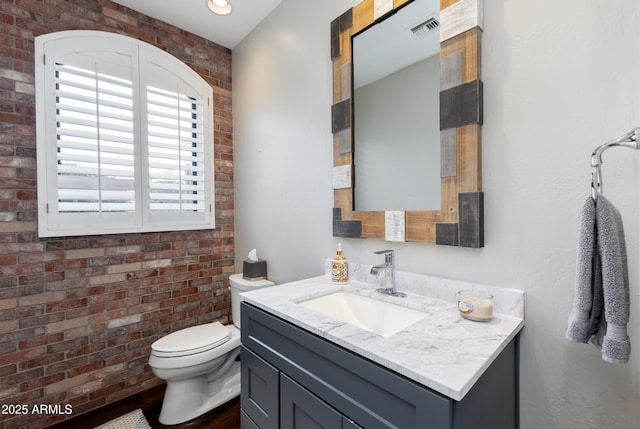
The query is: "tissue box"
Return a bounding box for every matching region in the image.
[243,259,267,280]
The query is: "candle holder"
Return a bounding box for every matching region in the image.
[457,290,494,322]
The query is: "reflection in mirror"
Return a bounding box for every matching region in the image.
[352,0,440,211]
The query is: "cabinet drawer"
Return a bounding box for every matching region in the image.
[241,346,279,429]
[242,302,452,429]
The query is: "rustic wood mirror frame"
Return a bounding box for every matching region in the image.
[331,0,483,247]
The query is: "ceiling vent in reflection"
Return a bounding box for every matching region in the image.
[410,17,439,39]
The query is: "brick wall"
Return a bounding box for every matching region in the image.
[0,1,234,427]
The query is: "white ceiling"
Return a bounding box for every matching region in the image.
[109,0,282,49]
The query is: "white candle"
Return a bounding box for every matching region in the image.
[457,291,493,321]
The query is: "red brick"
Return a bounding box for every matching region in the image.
[68,341,105,360]
[19,352,65,371]
[17,250,64,264]
[87,291,125,305]
[67,361,106,378]
[45,297,87,313]
[45,258,87,272]
[18,312,65,330]
[65,303,105,320]
[20,372,65,392]
[46,355,88,375]
[46,336,88,355]
[0,0,234,426]
[18,332,64,350]
[2,367,44,391]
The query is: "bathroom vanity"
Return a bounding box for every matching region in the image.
[239,274,524,429]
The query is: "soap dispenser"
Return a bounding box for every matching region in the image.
[331,243,348,284]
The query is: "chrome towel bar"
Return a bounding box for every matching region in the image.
[590,127,640,200]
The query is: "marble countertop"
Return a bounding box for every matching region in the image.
[241,273,525,401]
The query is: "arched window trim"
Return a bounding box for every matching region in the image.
[35,31,215,237]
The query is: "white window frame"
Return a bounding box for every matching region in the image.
[35,30,215,237]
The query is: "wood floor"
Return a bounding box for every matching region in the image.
[47,384,241,429]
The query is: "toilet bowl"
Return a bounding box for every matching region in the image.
[148,274,274,425]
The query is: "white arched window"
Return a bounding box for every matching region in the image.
[35,31,215,237]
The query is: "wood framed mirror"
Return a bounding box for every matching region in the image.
[331,0,483,247]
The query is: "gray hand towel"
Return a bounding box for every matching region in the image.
[566,198,601,343]
[566,196,630,364]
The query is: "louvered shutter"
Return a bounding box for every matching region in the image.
[55,59,136,214]
[36,31,215,237]
[146,71,206,213]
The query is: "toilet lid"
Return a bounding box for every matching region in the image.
[151,322,231,357]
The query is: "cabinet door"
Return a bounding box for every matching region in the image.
[343,417,362,429]
[241,410,260,429]
[281,373,343,429]
[241,347,279,429]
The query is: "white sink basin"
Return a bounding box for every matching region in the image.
[298,290,427,338]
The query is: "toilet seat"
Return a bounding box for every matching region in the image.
[152,322,231,357]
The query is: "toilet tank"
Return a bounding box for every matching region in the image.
[229,273,275,328]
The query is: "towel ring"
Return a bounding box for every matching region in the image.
[590,127,640,200]
[591,166,603,200]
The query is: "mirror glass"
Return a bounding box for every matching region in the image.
[352,0,440,211]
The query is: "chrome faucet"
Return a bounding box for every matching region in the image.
[370,250,405,298]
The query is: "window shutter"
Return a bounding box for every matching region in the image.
[36,31,215,237]
[55,62,136,213]
[146,85,206,213]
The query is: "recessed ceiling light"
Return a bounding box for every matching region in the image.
[207,0,232,16]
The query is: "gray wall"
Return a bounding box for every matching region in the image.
[233,0,640,427]
[354,55,440,211]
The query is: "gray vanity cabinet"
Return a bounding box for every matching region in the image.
[240,302,518,429]
[281,373,362,429]
[241,346,362,429]
[240,346,279,429]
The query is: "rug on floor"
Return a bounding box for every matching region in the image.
[93,409,151,429]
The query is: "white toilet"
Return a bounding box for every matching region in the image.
[148,274,275,425]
